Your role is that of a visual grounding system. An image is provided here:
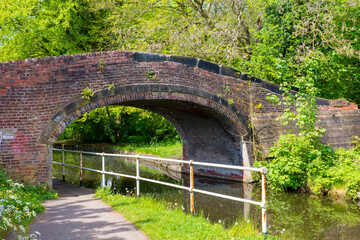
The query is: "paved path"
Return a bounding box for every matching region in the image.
[10,179,148,240]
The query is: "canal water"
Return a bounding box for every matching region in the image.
[52,150,360,240]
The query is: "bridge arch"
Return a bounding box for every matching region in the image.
[40,84,249,144]
[40,84,250,182]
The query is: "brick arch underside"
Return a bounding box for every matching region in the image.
[41,84,249,180]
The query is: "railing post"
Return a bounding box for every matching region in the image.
[80,151,83,187]
[62,144,65,182]
[102,152,105,187]
[260,167,268,234]
[189,160,195,216]
[136,156,140,197]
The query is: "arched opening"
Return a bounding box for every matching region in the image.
[40,84,251,184]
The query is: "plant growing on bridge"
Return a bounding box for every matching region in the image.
[81,88,94,100]
[98,59,107,73]
[108,84,115,90]
[147,71,155,78]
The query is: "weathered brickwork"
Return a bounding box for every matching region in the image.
[0,50,359,184]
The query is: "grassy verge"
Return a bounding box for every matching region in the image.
[95,187,284,240]
[108,140,183,159]
[0,170,58,239]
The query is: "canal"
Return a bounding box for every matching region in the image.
[52,149,360,240]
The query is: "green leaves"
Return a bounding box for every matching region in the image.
[0,0,113,61]
[81,88,94,100]
[262,131,360,199]
[0,170,58,239]
[58,106,179,145]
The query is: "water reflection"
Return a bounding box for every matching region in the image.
[52,150,360,239]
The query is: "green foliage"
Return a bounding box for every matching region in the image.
[266,75,325,139]
[98,59,107,73]
[81,88,94,100]
[265,134,335,192]
[246,0,360,104]
[261,133,360,199]
[352,136,360,152]
[147,71,155,78]
[0,170,58,239]
[58,106,180,145]
[0,0,114,61]
[109,140,183,159]
[318,148,360,200]
[91,0,265,66]
[107,84,115,90]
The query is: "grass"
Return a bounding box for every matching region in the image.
[0,170,58,239]
[95,187,284,240]
[108,140,183,159]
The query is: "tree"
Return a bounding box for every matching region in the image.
[92,0,265,65]
[245,0,360,103]
[0,0,114,61]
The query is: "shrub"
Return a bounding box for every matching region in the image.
[263,134,335,192]
[0,170,58,239]
[261,134,360,200]
[352,136,360,152]
[81,88,94,100]
[324,148,360,200]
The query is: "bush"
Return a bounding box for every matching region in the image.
[259,134,360,200]
[264,134,335,192]
[352,136,360,152]
[322,148,360,200]
[0,170,58,239]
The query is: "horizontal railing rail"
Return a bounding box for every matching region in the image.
[53,146,268,234]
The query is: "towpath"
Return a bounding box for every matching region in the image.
[9,179,148,240]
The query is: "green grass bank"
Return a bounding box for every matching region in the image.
[95,187,289,240]
[109,140,183,159]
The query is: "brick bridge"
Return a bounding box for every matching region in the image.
[1,51,359,185]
